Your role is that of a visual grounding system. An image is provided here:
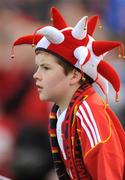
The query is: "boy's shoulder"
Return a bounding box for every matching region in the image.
[79,85,105,108]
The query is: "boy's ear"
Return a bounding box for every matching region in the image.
[70,69,82,85]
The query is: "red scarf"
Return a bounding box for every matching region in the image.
[49,84,92,179]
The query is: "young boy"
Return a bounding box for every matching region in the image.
[12,7,125,180]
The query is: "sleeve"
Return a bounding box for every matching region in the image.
[76,99,124,180]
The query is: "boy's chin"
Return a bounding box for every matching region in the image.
[39,95,49,102]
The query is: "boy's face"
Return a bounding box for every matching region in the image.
[33,52,73,104]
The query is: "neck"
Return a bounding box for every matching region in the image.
[57,84,81,112]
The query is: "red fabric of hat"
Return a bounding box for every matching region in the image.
[12,7,123,102]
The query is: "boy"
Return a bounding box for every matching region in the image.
[12,7,125,180]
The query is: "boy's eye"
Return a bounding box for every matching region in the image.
[40,65,50,70]
[43,66,49,70]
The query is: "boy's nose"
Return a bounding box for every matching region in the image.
[33,70,38,80]
[33,68,42,81]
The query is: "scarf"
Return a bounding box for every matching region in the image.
[49,83,91,179]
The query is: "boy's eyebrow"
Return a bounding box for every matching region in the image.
[38,62,51,67]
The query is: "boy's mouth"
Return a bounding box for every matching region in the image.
[36,84,43,90]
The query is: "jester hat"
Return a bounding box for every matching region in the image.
[12,7,124,102]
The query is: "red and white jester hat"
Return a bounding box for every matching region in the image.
[12,7,125,102]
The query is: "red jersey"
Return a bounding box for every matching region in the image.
[56,86,125,179]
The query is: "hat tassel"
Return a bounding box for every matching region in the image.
[118,43,125,59]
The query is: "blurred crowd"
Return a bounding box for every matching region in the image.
[0,0,125,179]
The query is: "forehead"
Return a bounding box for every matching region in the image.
[35,51,58,65]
